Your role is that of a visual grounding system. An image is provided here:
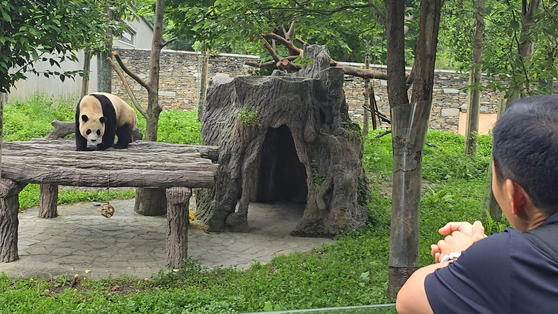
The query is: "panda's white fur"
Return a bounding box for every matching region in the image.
[75,92,137,151]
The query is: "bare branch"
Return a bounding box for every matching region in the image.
[295,37,307,45]
[162,37,178,49]
[286,19,297,42]
[265,33,303,55]
[259,34,281,62]
[368,0,386,20]
[107,57,147,118]
[112,51,154,94]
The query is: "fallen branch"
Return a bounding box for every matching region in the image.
[374,130,392,139]
[69,274,79,288]
[426,142,444,151]
[107,56,148,118]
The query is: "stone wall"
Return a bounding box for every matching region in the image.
[111,49,258,111]
[341,63,502,132]
[111,49,503,132]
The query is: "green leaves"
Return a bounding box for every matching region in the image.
[0,0,133,93]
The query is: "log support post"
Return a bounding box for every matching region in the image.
[165,187,191,268]
[0,179,27,263]
[39,184,58,218]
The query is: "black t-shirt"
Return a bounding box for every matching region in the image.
[425,218,558,313]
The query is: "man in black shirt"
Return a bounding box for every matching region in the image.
[396,95,558,314]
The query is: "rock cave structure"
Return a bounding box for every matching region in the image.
[196,45,370,236]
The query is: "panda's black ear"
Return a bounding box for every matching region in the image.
[100,116,106,124]
[81,115,88,122]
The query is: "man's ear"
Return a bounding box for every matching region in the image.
[506,179,528,216]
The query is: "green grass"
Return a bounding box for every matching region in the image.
[1,95,510,313]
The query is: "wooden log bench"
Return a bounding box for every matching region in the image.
[0,138,219,268]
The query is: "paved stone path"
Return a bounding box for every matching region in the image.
[0,199,334,279]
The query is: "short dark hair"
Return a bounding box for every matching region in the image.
[492,95,558,216]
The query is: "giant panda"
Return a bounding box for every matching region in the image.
[75,92,138,151]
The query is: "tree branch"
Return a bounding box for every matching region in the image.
[107,56,148,118]
[265,33,303,55]
[112,51,154,94]
[259,34,281,61]
[368,0,386,20]
[244,56,298,68]
[295,37,307,45]
[162,37,178,49]
[286,19,297,42]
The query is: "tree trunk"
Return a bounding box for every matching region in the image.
[197,49,209,121]
[464,0,485,155]
[39,184,58,218]
[97,7,113,93]
[363,41,370,137]
[486,0,540,219]
[135,0,168,216]
[0,92,4,177]
[81,49,91,97]
[384,0,411,298]
[165,187,191,268]
[98,51,112,93]
[484,93,506,221]
[386,0,445,298]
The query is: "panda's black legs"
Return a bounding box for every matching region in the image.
[75,118,88,151]
[114,124,133,149]
[99,125,116,151]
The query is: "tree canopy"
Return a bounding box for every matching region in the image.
[165,0,392,63]
[0,0,132,93]
[439,0,558,96]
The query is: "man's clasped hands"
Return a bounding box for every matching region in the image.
[430,221,488,263]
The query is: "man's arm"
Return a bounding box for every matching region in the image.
[396,221,487,314]
[395,262,450,314]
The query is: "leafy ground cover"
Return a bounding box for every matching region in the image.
[1,95,510,313]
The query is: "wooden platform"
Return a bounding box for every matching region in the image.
[0,138,219,267]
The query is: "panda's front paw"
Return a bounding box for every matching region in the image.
[96,143,111,151]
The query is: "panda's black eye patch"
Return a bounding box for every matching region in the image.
[86,129,91,135]
[96,130,101,136]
